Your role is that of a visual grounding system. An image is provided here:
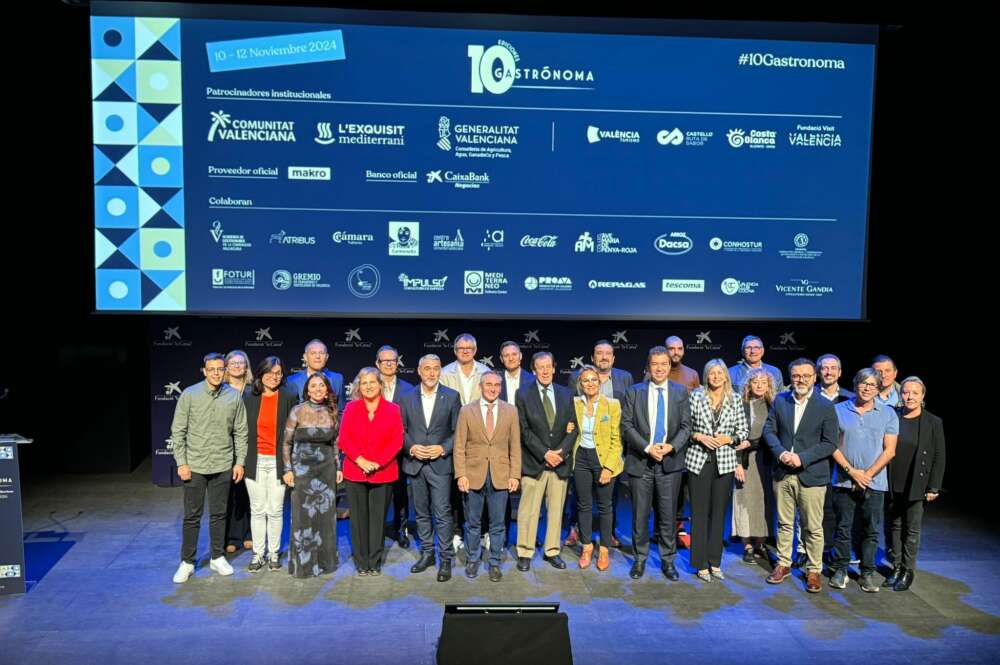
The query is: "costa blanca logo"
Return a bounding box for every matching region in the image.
[654,232,693,256]
[347,264,381,299]
[388,222,420,257]
[272,270,292,290]
[721,277,759,295]
[208,111,295,143]
[727,128,776,149]
[657,128,684,145]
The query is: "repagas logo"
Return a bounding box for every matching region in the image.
[208,111,296,143]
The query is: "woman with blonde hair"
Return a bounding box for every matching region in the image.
[733,368,777,563]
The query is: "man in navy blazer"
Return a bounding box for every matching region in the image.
[621,346,691,581]
[514,352,578,571]
[377,345,415,548]
[567,339,634,399]
[499,340,534,404]
[400,354,461,582]
[763,358,839,593]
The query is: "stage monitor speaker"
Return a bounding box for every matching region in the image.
[437,603,572,665]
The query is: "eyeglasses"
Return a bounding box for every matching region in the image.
[790,374,815,381]
[226,360,246,367]
[264,370,283,378]
[857,382,878,389]
[456,346,475,352]
[378,358,398,364]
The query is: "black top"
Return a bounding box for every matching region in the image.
[892,416,920,492]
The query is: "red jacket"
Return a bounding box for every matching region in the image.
[339,398,403,484]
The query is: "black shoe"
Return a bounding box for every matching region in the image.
[629,560,646,579]
[489,565,503,582]
[884,566,903,587]
[247,556,266,573]
[543,555,567,570]
[743,549,756,565]
[465,561,480,579]
[437,560,452,582]
[370,565,382,577]
[410,552,435,574]
[396,530,410,549]
[893,569,914,592]
[661,561,679,581]
[516,557,531,572]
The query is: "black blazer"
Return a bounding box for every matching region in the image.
[242,386,298,481]
[621,380,692,476]
[400,384,461,476]
[388,378,415,405]
[890,408,946,501]
[763,391,839,487]
[499,368,534,403]
[567,366,634,399]
[515,381,578,479]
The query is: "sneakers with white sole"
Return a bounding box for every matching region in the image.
[210,556,234,576]
[172,561,195,583]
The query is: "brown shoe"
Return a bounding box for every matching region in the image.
[596,547,610,571]
[564,527,579,547]
[579,544,594,569]
[806,572,822,593]
[767,565,791,584]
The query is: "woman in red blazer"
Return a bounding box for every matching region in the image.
[339,366,404,575]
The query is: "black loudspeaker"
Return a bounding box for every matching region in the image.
[437,603,572,665]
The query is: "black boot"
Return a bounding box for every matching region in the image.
[884,566,903,587]
[893,569,914,591]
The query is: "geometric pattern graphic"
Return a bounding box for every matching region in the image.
[93,16,185,311]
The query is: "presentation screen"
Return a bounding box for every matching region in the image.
[90,3,877,319]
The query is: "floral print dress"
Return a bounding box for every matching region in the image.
[283,401,339,577]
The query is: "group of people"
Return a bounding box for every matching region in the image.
[169,334,944,594]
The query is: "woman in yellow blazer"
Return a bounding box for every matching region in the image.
[573,365,624,571]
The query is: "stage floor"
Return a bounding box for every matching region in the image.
[2,462,999,665]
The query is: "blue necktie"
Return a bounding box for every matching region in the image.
[654,387,666,443]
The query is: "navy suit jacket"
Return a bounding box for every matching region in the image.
[286,368,346,409]
[621,380,691,476]
[515,381,578,480]
[387,378,414,405]
[567,366,634,399]
[499,368,534,403]
[400,384,461,476]
[763,391,839,487]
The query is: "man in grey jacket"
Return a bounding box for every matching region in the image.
[171,353,249,582]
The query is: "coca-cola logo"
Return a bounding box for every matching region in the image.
[520,234,558,248]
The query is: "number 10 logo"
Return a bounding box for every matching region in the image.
[468,45,516,95]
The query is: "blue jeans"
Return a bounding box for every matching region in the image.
[464,469,509,567]
[832,487,884,575]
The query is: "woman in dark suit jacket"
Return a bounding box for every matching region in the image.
[242,356,298,572]
[886,376,945,591]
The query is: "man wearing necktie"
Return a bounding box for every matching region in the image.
[515,352,579,571]
[621,346,692,580]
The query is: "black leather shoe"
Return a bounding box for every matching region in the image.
[543,555,567,570]
[629,560,646,579]
[743,549,757,565]
[516,557,531,572]
[884,566,903,587]
[489,565,503,582]
[661,561,679,581]
[396,530,410,549]
[893,569,914,591]
[437,560,452,582]
[465,561,480,579]
[410,552,435,574]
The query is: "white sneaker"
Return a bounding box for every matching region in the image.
[210,556,234,576]
[453,534,464,552]
[172,561,195,583]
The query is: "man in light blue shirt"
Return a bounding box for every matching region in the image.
[729,335,784,393]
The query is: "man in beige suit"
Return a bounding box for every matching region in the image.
[454,371,521,582]
[440,333,492,406]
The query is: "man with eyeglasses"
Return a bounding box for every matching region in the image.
[170,353,249,583]
[828,368,899,593]
[764,358,838,593]
[377,345,415,548]
[729,335,785,393]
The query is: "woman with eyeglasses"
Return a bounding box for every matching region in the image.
[242,356,298,572]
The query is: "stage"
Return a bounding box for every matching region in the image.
[2,463,997,665]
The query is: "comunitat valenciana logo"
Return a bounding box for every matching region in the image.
[208,111,296,143]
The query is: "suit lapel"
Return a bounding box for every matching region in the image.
[639,383,651,433]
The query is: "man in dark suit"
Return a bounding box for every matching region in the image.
[514,352,578,571]
[763,358,839,593]
[621,345,691,581]
[499,340,535,404]
[377,345,415,548]
[400,353,461,582]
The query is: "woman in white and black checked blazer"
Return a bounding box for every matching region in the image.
[685,359,749,581]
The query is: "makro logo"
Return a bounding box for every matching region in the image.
[521,234,557,248]
[211,268,255,289]
[468,40,595,95]
[388,222,420,257]
[721,277,759,296]
[398,273,448,292]
[587,126,640,144]
[727,128,776,149]
[332,231,375,246]
[288,166,330,180]
[347,264,381,299]
[662,279,705,293]
[269,230,316,245]
[654,232,693,256]
[208,111,295,143]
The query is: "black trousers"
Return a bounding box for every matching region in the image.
[345,480,391,570]
[888,492,925,571]
[573,448,615,547]
[688,458,733,570]
[182,471,231,563]
[630,465,682,564]
[225,478,251,546]
[386,460,410,537]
